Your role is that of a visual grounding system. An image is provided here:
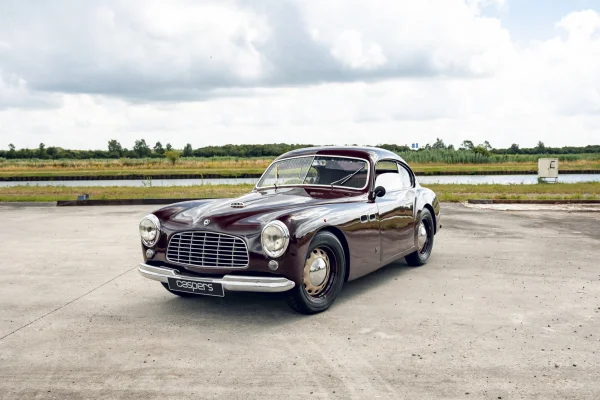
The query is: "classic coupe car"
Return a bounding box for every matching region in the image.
[138,146,441,314]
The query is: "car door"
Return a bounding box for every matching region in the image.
[374,161,416,262]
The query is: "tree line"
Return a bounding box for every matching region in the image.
[1,139,599,160]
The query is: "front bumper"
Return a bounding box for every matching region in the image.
[138,263,295,293]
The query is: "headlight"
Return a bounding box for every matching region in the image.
[139,214,160,247]
[261,220,290,258]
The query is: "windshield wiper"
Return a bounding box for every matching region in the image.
[330,165,365,187]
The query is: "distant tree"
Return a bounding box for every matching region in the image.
[38,143,46,158]
[535,141,546,153]
[164,150,181,166]
[133,139,151,158]
[46,146,58,158]
[472,145,490,156]
[379,144,411,153]
[5,141,600,161]
[447,144,455,151]
[7,143,16,159]
[108,140,123,156]
[153,141,165,156]
[460,140,474,151]
[481,141,493,151]
[182,143,193,157]
[432,138,447,150]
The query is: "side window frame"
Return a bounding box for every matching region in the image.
[397,162,415,189]
[375,159,403,193]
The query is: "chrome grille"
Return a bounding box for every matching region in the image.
[166,231,249,268]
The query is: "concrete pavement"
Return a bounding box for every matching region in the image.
[0,204,599,399]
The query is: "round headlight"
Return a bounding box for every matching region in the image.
[261,220,290,258]
[139,214,160,247]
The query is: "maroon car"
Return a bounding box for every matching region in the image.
[138,146,441,314]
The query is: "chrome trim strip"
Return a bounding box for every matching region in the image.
[138,263,295,293]
[255,154,372,191]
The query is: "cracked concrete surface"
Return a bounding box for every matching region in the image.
[0,204,599,399]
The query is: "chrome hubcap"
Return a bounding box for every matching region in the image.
[303,248,330,296]
[418,222,428,251]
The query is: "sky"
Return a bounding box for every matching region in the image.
[0,0,599,151]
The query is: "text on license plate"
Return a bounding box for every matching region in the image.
[167,278,224,297]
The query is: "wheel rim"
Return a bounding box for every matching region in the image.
[417,222,427,251]
[303,247,331,297]
[418,219,432,255]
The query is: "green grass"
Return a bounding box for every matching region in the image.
[410,160,600,174]
[1,182,600,202]
[0,168,267,178]
[397,149,600,164]
[0,158,271,178]
[1,158,600,178]
[426,182,600,202]
[0,185,254,202]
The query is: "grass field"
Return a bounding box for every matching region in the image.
[1,183,599,202]
[0,158,270,178]
[1,157,600,178]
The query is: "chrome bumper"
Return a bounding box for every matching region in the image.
[138,263,295,293]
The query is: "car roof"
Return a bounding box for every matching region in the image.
[275,146,406,164]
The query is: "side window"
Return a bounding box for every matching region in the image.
[375,161,403,191]
[397,164,413,188]
[304,166,319,184]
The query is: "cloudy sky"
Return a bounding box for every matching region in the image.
[1,0,599,151]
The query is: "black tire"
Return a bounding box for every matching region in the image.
[405,208,435,267]
[285,231,347,314]
[161,282,197,298]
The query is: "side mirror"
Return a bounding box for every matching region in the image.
[374,186,386,198]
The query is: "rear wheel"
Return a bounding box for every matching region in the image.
[286,231,346,314]
[161,282,197,298]
[405,208,434,267]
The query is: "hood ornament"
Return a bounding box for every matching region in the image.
[203,219,210,226]
[230,201,246,209]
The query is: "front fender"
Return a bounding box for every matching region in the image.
[276,201,379,283]
[415,187,441,233]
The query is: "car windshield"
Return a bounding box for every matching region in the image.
[257,156,369,189]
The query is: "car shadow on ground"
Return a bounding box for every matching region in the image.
[337,260,415,305]
[145,259,416,325]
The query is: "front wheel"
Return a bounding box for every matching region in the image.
[285,231,347,314]
[405,208,434,267]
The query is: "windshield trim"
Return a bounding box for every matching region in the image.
[255,154,371,191]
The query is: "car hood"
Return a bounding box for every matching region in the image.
[156,187,367,232]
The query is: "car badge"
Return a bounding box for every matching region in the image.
[203,219,210,226]
[230,201,245,208]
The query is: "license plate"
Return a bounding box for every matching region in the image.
[167,277,224,297]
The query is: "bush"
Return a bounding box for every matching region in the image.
[164,150,181,166]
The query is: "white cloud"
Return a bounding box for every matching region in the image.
[330,30,387,70]
[0,0,512,100]
[556,9,600,38]
[0,1,599,150]
[0,73,61,110]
